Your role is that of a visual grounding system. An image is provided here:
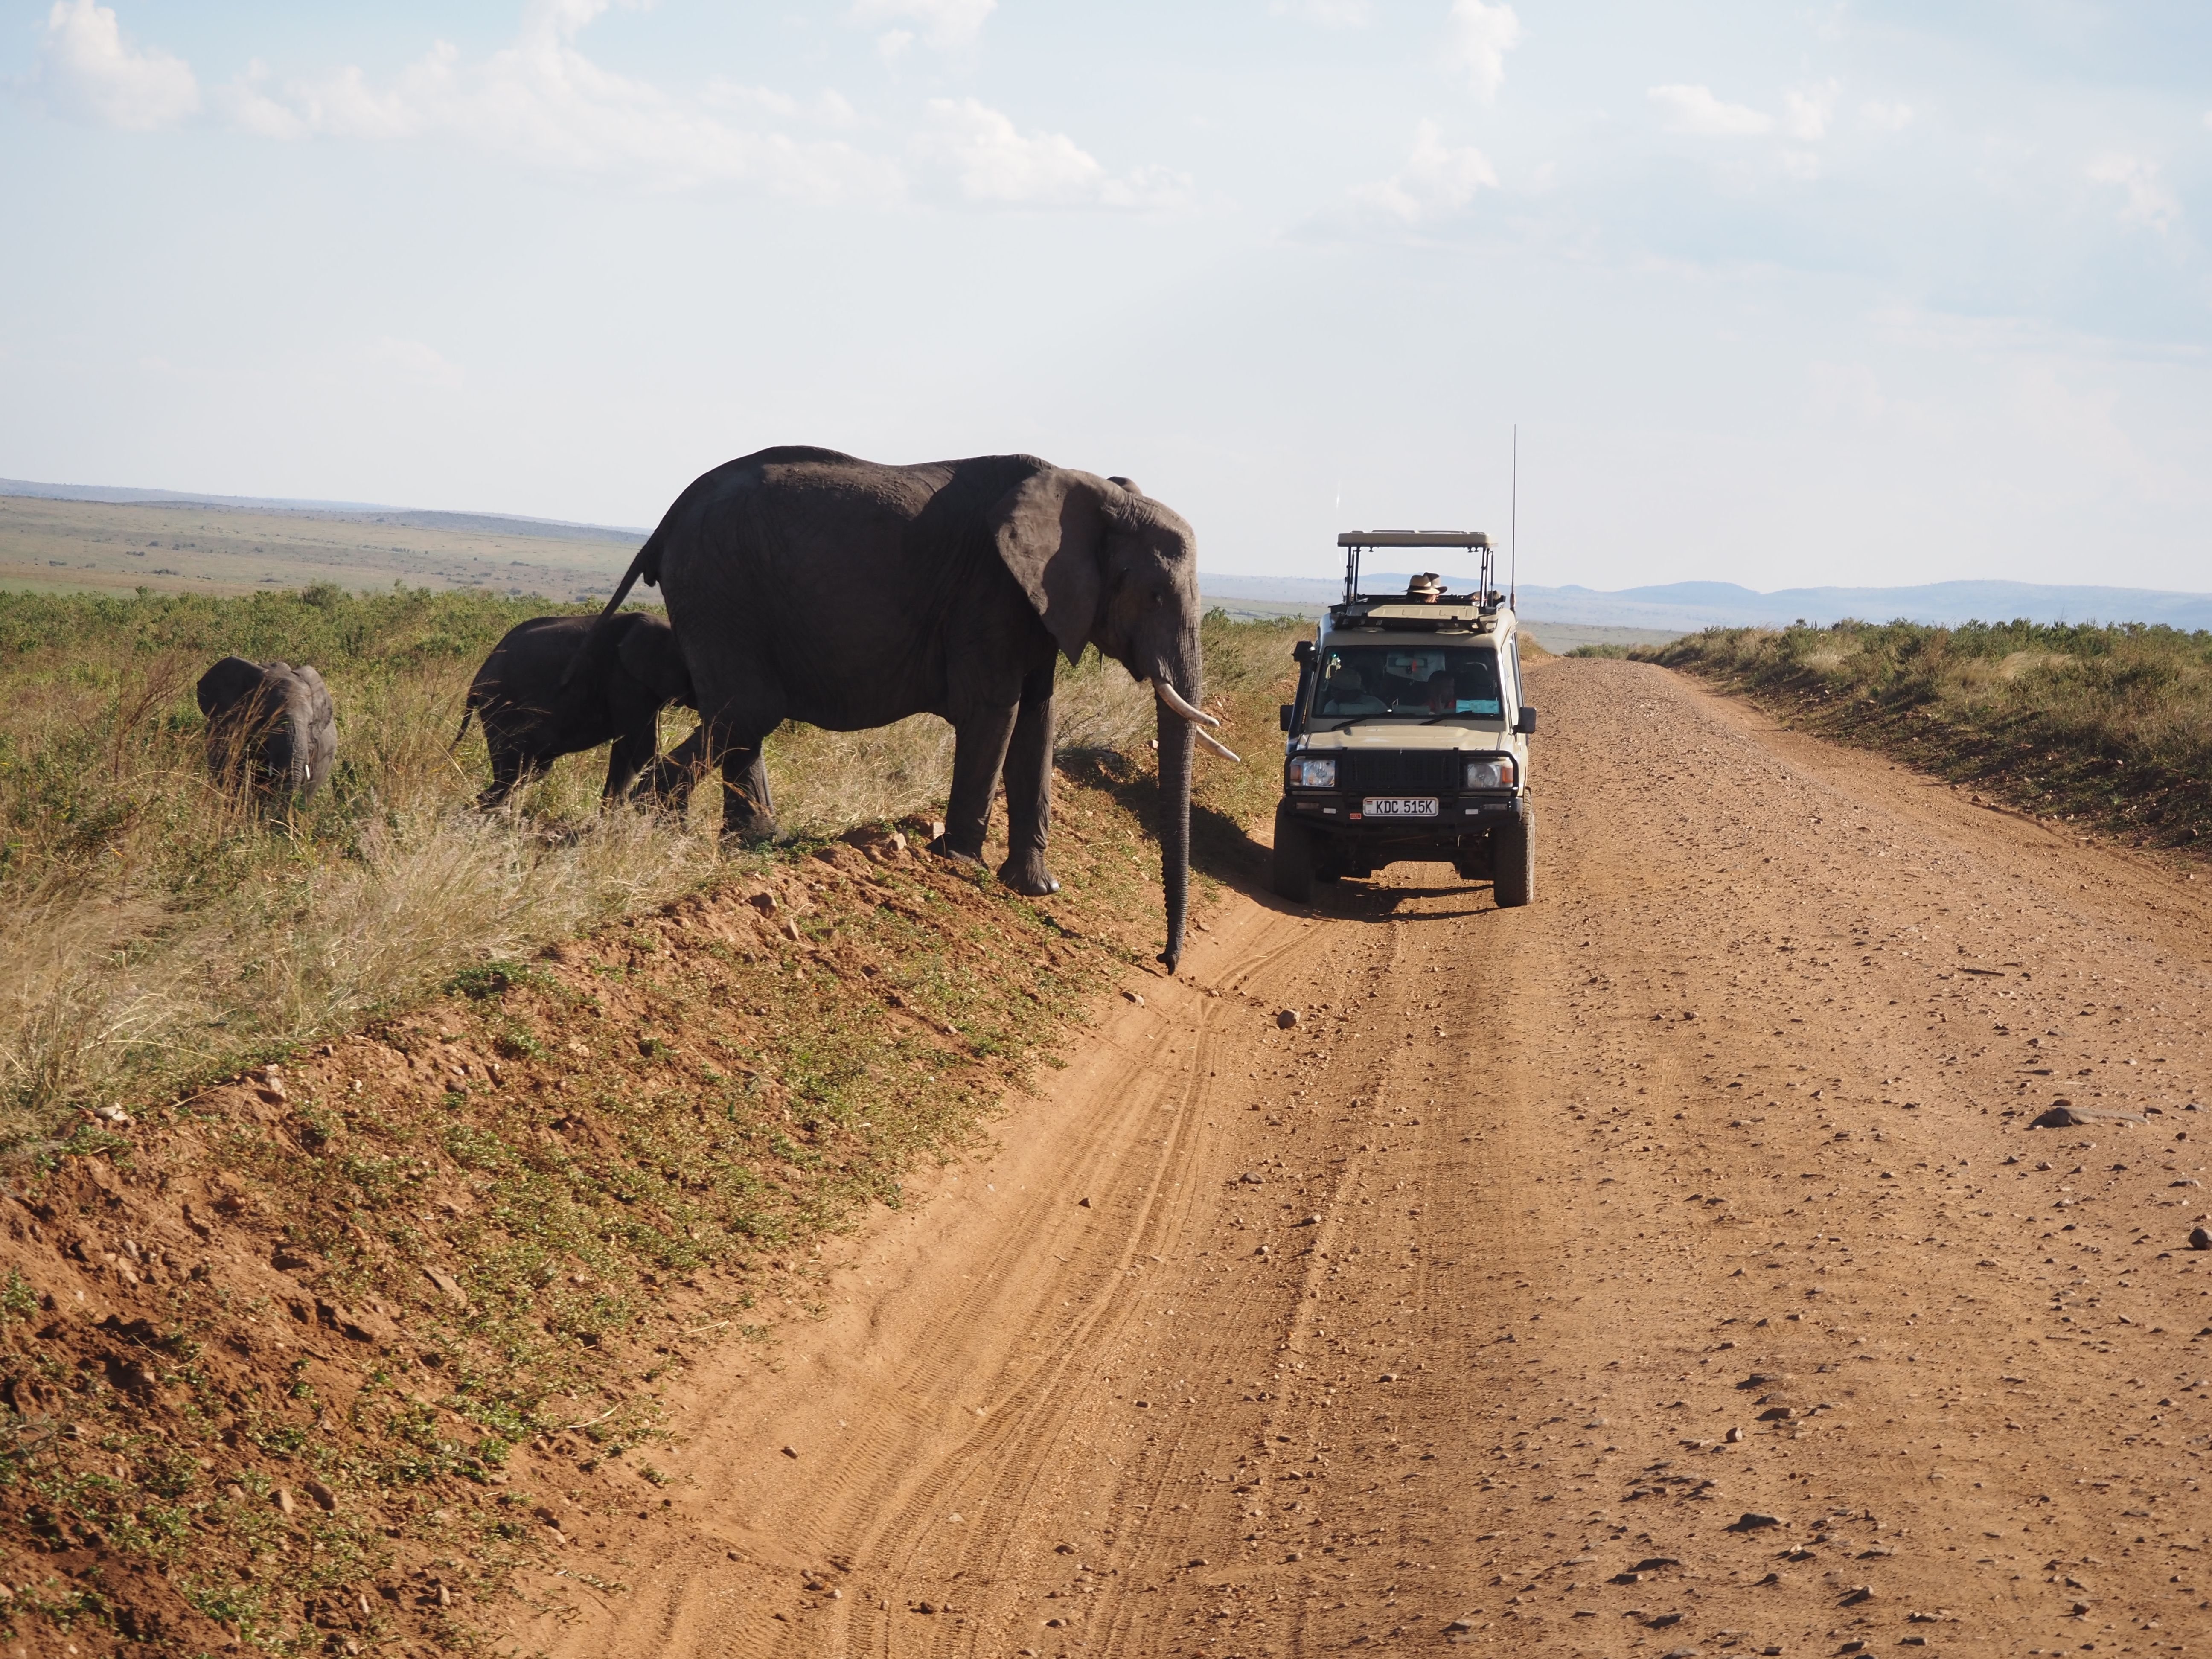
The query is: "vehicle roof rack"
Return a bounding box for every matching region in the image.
[1334,530,1499,610]
[1335,531,1492,549]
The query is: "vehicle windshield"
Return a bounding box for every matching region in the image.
[1311,643,1503,724]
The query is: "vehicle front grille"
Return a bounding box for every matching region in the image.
[1340,750,1458,797]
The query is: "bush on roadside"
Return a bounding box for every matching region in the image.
[1639,618,2212,850]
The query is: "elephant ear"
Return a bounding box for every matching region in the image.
[989,469,1121,664]
[196,656,264,718]
[617,617,694,707]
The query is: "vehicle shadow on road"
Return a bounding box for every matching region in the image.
[1059,751,1499,929]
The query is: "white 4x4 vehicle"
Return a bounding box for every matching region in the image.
[1270,530,1536,906]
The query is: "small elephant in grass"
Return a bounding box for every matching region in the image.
[196,657,338,802]
[456,612,697,807]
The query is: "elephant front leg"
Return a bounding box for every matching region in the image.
[935,703,1018,867]
[996,668,1059,896]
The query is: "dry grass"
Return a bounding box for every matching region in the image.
[1639,617,2212,852]
[0,588,1296,1142]
[0,587,732,1142]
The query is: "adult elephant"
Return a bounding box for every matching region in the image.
[577,448,1235,971]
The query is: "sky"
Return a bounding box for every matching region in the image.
[2,0,2209,592]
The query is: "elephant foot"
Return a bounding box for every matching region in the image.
[928,835,988,869]
[996,856,1061,897]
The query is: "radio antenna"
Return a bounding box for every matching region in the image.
[1508,424,1519,610]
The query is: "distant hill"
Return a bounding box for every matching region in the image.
[1199,573,2212,632]
[0,477,648,547]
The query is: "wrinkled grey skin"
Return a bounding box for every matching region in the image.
[456,613,695,807]
[196,657,338,802]
[581,448,1208,970]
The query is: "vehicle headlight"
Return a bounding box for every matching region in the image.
[1464,756,1517,789]
[1289,756,1338,789]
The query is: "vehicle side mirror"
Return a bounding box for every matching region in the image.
[1279,704,1294,731]
[1292,640,1315,665]
[1514,704,1537,735]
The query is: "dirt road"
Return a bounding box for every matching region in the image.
[507,658,2212,1658]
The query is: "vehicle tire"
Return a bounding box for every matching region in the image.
[1492,805,1535,908]
[1270,801,1315,902]
[1453,838,1491,882]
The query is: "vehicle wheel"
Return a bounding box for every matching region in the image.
[1452,838,1492,882]
[1270,801,1315,902]
[1492,806,1535,908]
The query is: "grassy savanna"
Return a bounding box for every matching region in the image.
[0,494,641,602]
[0,582,1301,1651]
[0,585,1281,1145]
[1623,618,2212,852]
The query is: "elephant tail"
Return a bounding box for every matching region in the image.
[561,528,664,690]
[450,703,475,749]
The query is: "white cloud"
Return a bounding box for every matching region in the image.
[1648,84,1772,137]
[911,98,1189,209]
[34,0,198,131]
[1442,1,1522,102]
[1354,119,1498,222]
[2085,154,2180,233]
[1861,99,1914,132]
[1781,79,1838,142]
[217,59,306,140]
[219,0,898,201]
[1272,0,1372,25]
[704,82,861,129]
[850,0,995,49]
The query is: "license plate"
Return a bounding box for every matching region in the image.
[1363,796,1438,818]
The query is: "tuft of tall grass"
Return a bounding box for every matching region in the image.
[0,587,734,1141]
[1639,617,2212,850]
[0,588,1301,1140]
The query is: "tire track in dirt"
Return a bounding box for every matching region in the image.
[505,657,2212,1658]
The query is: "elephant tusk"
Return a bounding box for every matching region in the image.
[1194,729,1241,763]
[1151,678,1221,728]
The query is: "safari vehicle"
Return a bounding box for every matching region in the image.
[1269,530,1536,906]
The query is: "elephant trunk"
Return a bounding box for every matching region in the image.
[1154,693,1194,974]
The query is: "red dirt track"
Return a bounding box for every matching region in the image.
[506,658,2212,1657]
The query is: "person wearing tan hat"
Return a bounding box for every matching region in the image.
[1406,572,1444,603]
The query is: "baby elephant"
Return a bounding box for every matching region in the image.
[458,612,695,806]
[196,657,339,802]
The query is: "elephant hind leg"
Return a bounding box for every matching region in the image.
[633,725,709,814]
[939,702,1018,865]
[996,667,1060,896]
[604,718,659,802]
[719,742,776,842]
[478,745,544,809]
